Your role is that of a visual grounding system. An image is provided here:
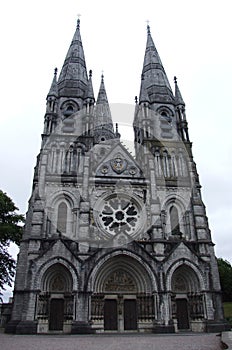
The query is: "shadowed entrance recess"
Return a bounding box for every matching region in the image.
[91,254,155,332]
[171,264,203,331]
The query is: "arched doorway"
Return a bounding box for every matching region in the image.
[37,263,73,332]
[103,268,138,331]
[171,264,204,331]
[90,254,156,332]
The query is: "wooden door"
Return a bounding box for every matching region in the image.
[124,299,137,330]
[49,298,64,331]
[104,299,118,330]
[176,299,189,330]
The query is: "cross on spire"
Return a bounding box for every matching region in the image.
[77,14,81,28]
[146,20,151,34]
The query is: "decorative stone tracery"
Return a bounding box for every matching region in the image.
[104,270,137,292]
[94,193,146,239]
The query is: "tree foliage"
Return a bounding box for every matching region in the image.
[0,190,25,300]
[217,258,232,302]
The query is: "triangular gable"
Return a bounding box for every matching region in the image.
[165,241,200,265]
[35,238,82,263]
[95,142,144,178]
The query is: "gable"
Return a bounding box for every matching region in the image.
[95,142,143,178]
[35,238,81,263]
[166,241,201,266]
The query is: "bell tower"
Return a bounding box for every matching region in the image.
[132,25,227,332]
[133,24,208,242]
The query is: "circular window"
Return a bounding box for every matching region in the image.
[94,193,145,238]
[63,105,74,117]
[61,100,79,118]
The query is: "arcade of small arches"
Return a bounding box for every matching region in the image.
[35,254,207,333]
[47,141,86,175]
[152,147,189,179]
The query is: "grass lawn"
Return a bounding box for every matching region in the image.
[223,302,232,325]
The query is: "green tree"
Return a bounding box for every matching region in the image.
[217,258,232,302]
[0,190,24,301]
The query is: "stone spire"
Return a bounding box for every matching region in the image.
[174,76,185,106]
[139,25,174,104]
[97,73,109,104]
[58,18,88,97]
[47,68,58,98]
[94,74,114,134]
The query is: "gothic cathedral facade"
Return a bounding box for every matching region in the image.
[7,20,228,334]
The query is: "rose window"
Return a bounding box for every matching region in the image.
[97,194,142,236]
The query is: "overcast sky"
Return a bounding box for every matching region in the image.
[1,0,232,300]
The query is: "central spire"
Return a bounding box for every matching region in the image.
[58,18,88,98]
[94,74,115,138]
[97,74,109,104]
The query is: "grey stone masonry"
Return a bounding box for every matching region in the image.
[5,19,230,335]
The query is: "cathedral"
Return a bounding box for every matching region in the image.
[6,19,228,334]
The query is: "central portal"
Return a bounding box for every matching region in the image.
[91,254,154,333]
[104,298,137,331]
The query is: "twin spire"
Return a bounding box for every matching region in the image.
[57,18,88,98]
[47,19,185,114]
[139,24,184,106]
[47,18,111,106]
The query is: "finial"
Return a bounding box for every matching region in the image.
[174,76,177,84]
[77,14,81,29]
[54,67,58,76]
[101,70,104,81]
[89,69,92,78]
[146,20,150,34]
[135,96,138,104]
[116,123,118,133]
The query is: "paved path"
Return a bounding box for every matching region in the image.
[222,331,232,349]
[0,333,223,350]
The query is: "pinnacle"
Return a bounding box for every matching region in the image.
[84,70,95,101]
[174,76,185,106]
[47,67,58,97]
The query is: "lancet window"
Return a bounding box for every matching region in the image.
[170,205,180,235]
[57,202,68,234]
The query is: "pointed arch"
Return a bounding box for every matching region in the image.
[41,263,73,292]
[87,251,158,293]
[162,196,190,238]
[57,202,68,234]
[54,198,73,237]
[45,190,79,238]
[34,257,79,291]
[166,259,205,292]
[170,205,180,235]
[171,264,200,293]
